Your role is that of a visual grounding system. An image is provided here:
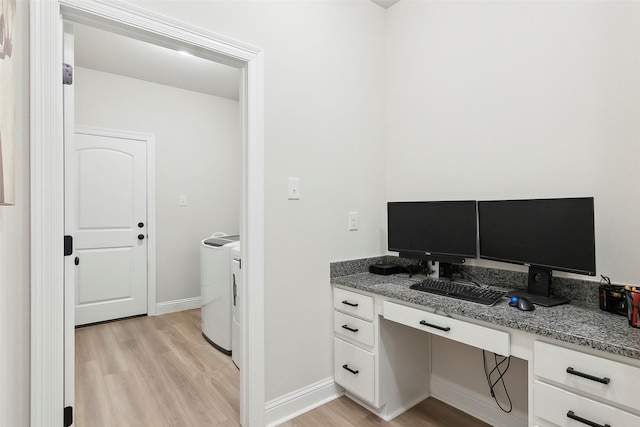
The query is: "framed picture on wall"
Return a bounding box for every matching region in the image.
[0,0,16,206]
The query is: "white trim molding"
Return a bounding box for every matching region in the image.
[430,374,528,427]
[30,1,265,426]
[265,378,343,427]
[30,1,65,425]
[155,297,202,316]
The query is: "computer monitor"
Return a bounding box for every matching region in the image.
[387,201,478,276]
[478,197,596,306]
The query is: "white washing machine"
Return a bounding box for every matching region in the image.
[231,243,242,369]
[200,233,239,354]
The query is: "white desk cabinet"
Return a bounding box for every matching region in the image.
[333,283,640,426]
[333,287,430,420]
[383,301,510,356]
[534,341,640,427]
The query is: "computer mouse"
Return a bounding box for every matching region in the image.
[516,297,535,311]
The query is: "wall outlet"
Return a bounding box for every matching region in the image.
[348,211,358,231]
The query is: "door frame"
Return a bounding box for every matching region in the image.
[30,1,265,426]
[70,125,158,321]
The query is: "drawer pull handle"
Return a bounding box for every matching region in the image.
[341,300,359,307]
[342,364,359,375]
[566,367,611,385]
[419,320,451,332]
[341,324,359,333]
[566,410,611,427]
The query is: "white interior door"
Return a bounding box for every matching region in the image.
[72,128,148,326]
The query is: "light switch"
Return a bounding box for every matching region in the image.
[288,178,300,200]
[179,195,188,206]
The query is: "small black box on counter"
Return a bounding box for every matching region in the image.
[599,284,627,316]
[369,263,399,276]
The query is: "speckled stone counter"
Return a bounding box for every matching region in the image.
[330,258,640,360]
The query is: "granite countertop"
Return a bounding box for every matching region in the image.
[332,272,640,360]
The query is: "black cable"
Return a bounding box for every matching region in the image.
[400,263,423,277]
[452,266,484,288]
[482,350,513,413]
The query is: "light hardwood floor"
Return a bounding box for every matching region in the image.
[76,309,489,427]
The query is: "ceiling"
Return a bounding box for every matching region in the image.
[371,0,401,9]
[73,1,400,98]
[73,23,241,101]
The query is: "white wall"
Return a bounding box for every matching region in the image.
[18,2,638,425]
[0,1,30,425]
[74,67,241,303]
[122,0,389,401]
[386,0,640,284]
[386,0,640,420]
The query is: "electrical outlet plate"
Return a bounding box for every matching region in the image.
[349,211,358,231]
[288,178,300,200]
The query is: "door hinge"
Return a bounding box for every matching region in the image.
[64,406,73,426]
[64,235,73,256]
[63,63,73,85]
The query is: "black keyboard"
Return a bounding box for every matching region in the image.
[409,279,506,306]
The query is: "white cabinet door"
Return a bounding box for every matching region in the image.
[334,287,374,321]
[334,338,375,404]
[383,301,510,356]
[534,381,640,427]
[334,311,375,348]
[535,341,640,409]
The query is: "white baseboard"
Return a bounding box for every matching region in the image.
[155,296,202,315]
[265,377,343,427]
[345,390,430,422]
[430,374,527,427]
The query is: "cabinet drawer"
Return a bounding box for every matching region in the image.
[334,288,374,321]
[535,341,640,408]
[534,380,640,427]
[383,301,510,356]
[334,311,375,348]
[334,337,375,404]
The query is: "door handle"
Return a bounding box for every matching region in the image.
[138,222,144,228]
[419,320,451,332]
[341,324,359,333]
[342,364,359,375]
[566,410,611,427]
[566,367,610,385]
[74,257,79,266]
[138,234,145,240]
[233,274,237,306]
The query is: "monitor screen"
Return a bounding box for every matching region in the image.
[478,197,596,276]
[387,201,478,262]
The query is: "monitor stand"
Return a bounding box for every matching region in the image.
[508,266,569,307]
[507,290,569,307]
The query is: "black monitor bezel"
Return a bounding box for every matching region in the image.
[477,197,596,277]
[387,200,478,263]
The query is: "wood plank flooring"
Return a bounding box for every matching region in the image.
[76,309,489,427]
[280,397,491,427]
[75,309,239,427]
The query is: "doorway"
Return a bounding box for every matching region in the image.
[30,1,265,425]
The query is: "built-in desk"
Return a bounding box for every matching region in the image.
[331,268,640,427]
